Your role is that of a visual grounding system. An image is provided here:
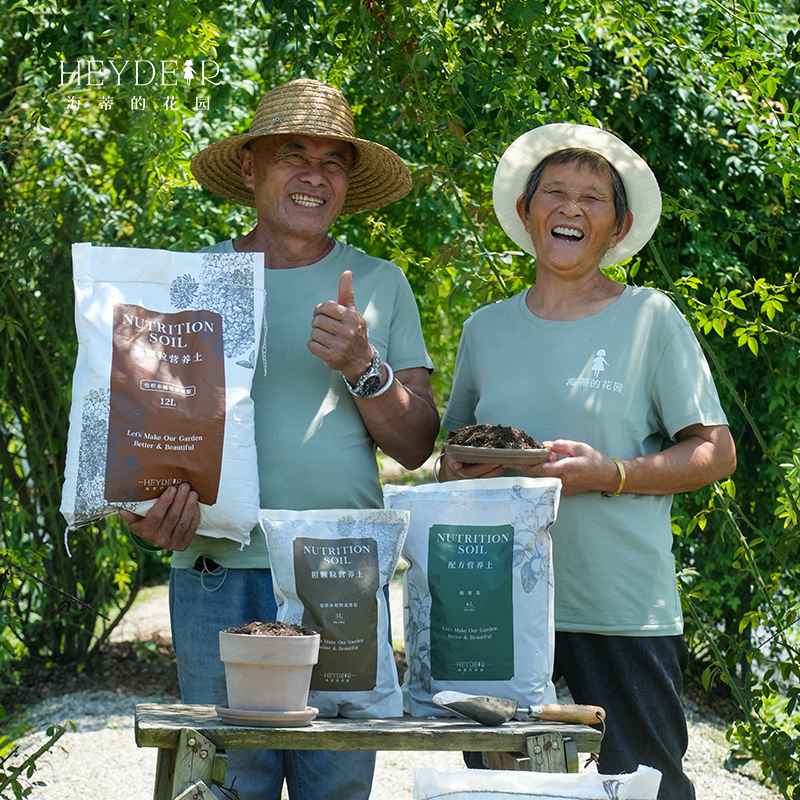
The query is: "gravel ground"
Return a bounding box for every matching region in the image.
[14,585,781,800]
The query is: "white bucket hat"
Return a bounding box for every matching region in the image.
[493,123,662,268]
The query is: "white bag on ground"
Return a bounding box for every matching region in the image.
[260,508,410,718]
[384,478,561,717]
[61,243,265,544]
[412,765,662,800]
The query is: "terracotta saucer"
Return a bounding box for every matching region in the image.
[444,443,550,466]
[215,705,319,727]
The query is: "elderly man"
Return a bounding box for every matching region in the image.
[122,79,439,800]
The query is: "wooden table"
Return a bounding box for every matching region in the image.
[135,703,603,800]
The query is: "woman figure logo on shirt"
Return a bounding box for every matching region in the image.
[592,349,609,379]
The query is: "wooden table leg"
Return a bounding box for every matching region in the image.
[526,732,568,772]
[563,736,579,773]
[480,731,573,773]
[151,740,225,800]
[482,750,531,770]
[153,747,176,800]
[174,781,215,800]
[169,728,216,799]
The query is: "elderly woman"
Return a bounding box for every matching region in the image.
[439,124,736,800]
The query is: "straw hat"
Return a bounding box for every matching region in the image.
[493,123,662,268]
[191,79,412,215]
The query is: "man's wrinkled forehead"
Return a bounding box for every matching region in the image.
[255,134,356,165]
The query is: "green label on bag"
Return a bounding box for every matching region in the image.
[428,524,515,680]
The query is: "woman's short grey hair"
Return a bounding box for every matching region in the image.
[521,148,629,231]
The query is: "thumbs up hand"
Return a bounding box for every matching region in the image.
[309,271,375,382]
[336,268,356,310]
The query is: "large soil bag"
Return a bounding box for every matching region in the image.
[261,508,410,718]
[412,766,662,800]
[61,243,265,544]
[384,477,561,717]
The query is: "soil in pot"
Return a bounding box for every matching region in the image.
[224,621,316,636]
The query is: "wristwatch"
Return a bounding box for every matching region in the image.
[343,346,384,398]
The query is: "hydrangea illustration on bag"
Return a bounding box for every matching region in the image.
[61,243,265,545]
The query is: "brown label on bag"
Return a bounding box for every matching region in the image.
[293,537,379,692]
[105,303,225,504]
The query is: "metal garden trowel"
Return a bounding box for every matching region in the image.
[433,690,606,727]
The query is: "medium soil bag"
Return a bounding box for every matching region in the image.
[61,243,265,544]
[384,477,561,717]
[260,508,410,718]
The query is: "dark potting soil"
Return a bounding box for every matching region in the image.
[449,423,543,449]
[224,621,316,636]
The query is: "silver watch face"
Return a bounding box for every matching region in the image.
[360,374,382,396]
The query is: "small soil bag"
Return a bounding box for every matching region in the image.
[61,243,265,544]
[412,765,662,800]
[260,508,410,718]
[384,477,561,717]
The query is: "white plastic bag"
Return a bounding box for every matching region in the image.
[61,243,265,544]
[412,765,662,799]
[384,478,561,717]
[260,508,410,718]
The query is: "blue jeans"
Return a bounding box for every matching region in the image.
[169,564,376,800]
[553,632,695,800]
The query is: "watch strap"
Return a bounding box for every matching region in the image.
[343,347,385,398]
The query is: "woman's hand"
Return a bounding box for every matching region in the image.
[118,482,200,551]
[439,450,506,482]
[516,439,619,496]
[516,423,736,497]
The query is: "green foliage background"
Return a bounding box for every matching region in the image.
[1,0,799,795]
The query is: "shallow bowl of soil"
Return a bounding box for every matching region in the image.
[445,424,550,466]
[218,621,320,719]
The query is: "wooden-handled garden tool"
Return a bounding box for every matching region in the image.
[433,690,606,727]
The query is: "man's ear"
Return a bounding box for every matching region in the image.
[240,146,255,189]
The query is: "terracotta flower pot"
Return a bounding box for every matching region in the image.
[219,628,321,712]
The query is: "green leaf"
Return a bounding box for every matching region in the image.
[702,666,712,691]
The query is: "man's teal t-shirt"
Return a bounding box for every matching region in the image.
[171,239,433,570]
